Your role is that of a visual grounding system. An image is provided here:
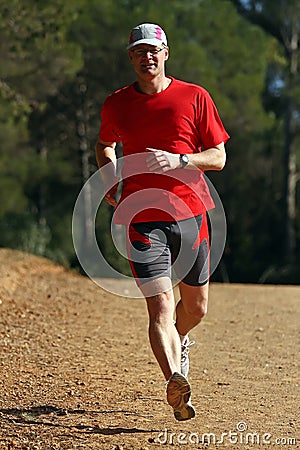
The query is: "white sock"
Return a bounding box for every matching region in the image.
[179,334,188,344]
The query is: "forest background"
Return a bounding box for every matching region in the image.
[0,0,299,284]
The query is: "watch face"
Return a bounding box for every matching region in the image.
[180,154,189,167]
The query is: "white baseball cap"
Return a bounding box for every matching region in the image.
[127,23,168,50]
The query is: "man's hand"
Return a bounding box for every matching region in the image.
[95,140,119,206]
[104,180,119,207]
[146,148,181,172]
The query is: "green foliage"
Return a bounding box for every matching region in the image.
[228,0,300,279]
[0,0,83,104]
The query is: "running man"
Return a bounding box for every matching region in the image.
[96,23,229,420]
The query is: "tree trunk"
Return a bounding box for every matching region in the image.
[76,78,94,254]
[283,21,298,264]
[283,102,297,263]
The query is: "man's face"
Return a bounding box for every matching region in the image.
[128,44,169,78]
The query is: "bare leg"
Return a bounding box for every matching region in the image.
[141,279,198,420]
[144,287,181,381]
[175,282,209,336]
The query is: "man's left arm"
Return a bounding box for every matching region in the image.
[187,142,226,171]
[146,143,226,173]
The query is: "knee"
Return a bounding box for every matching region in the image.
[146,292,174,324]
[184,295,208,321]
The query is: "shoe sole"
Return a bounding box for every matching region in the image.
[167,372,195,421]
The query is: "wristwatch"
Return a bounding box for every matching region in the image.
[179,154,189,168]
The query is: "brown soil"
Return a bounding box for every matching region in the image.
[0,249,299,449]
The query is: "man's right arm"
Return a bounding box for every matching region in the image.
[95,139,119,207]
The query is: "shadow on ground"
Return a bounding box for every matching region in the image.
[0,405,157,436]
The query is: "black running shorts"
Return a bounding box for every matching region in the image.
[127,214,210,286]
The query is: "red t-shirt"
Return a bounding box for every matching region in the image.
[99,76,230,224]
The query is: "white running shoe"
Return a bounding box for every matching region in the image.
[181,337,195,378]
[166,372,195,421]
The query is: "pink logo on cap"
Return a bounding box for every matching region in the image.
[155,26,163,41]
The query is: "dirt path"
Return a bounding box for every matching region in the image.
[0,249,299,449]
